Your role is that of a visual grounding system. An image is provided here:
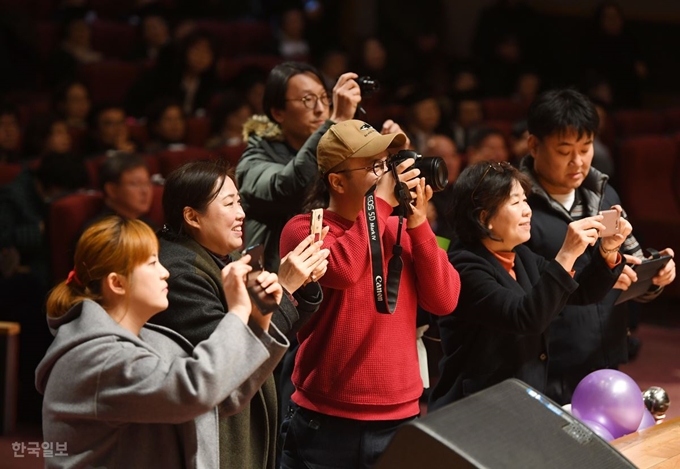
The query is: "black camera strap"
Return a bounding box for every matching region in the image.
[364,186,404,314]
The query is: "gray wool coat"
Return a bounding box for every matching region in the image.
[36,299,288,469]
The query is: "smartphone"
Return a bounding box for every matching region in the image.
[241,244,277,315]
[599,209,620,238]
[310,208,324,242]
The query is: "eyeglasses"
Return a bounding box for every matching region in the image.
[332,159,388,177]
[121,180,153,190]
[286,93,330,110]
[471,161,513,203]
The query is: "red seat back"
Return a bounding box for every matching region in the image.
[185,117,212,147]
[618,136,679,222]
[49,191,105,281]
[157,147,216,176]
[613,110,666,138]
[481,98,529,121]
[214,143,246,167]
[90,20,138,59]
[78,61,141,105]
[0,163,23,186]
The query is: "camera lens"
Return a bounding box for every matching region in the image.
[415,157,448,192]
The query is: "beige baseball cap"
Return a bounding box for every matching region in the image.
[317,120,406,175]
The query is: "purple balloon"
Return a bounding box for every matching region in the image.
[637,408,656,431]
[581,419,615,441]
[571,369,644,439]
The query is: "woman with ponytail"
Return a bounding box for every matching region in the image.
[36,216,289,469]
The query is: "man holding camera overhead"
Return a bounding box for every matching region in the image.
[279,119,461,468]
[237,62,361,273]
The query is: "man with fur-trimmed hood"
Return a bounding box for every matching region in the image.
[236,62,361,272]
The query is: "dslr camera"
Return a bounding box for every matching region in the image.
[386,150,448,211]
[387,150,448,192]
[355,76,380,97]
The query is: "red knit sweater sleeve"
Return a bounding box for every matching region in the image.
[407,220,461,316]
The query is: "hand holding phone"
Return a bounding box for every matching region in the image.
[241,244,278,315]
[598,209,621,238]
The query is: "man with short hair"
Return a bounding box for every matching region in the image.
[520,89,676,404]
[237,61,361,272]
[279,120,461,467]
[85,104,136,158]
[84,152,155,229]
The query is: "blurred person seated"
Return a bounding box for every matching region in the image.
[131,10,171,61]
[351,36,400,104]
[84,152,156,230]
[49,14,102,84]
[128,30,219,117]
[23,115,73,159]
[277,7,311,62]
[513,69,542,104]
[228,66,268,116]
[205,93,250,150]
[449,92,483,152]
[144,98,187,153]
[0,152,87,287]
[509,119,529,165]
[84,104,137,157]
[581,1,647,108]
[425,134,461,243]
[591,98,615,178]
[403,89,447,154]
[0,102,23,163]
[53,80,92,132]
[466,127,510,165]
[318,49,349,90]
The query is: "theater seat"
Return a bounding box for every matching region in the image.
[157,147,216,176]
[185,117,212,147]
[613,110,666,138]
[78,61,142,106]
[481,98,529,121]
[214,143,246,167]
[618,136,680,296]
[90,20,138,59]
[49,191,105,281]
[664,108,680,133]
[0,163,23,186]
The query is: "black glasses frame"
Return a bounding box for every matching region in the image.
[332,159,389,177]
[285,93,331,109]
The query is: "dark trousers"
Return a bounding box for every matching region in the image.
[279,403,415,469]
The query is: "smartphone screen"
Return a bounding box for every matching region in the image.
[240,244,277,315]
[599,209,620,238]
[310,208,323,242]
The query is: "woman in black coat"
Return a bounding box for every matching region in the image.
[429,161,630,411]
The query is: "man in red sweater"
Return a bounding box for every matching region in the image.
[279,119,461,468]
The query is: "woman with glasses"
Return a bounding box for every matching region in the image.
[428,161,630,410]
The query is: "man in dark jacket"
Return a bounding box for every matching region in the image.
[520,89,676,404]
[236,61,361,272]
